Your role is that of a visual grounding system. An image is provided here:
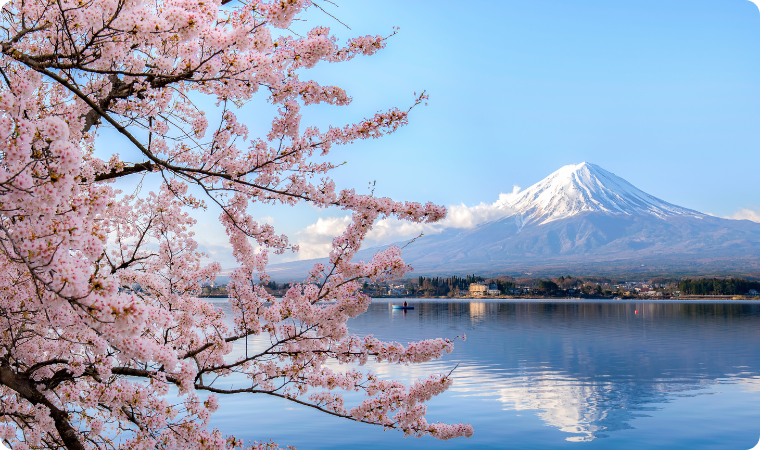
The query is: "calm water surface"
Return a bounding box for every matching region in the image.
[208,299,760,449]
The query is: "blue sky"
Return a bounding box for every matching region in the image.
[99,0,760,268]
[302,0,760,210]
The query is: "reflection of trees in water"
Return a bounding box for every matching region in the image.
[350,300,760,441]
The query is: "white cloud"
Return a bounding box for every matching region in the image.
[749,0,760,14]
[289,186,524,260]
[444,186,520,228]
[193,187,526,264]
[369,185,521,240]
[294,216,353,260]
[725,207,760,223]
[366,218,430,243]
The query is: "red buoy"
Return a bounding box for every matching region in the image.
[635,310,638,314]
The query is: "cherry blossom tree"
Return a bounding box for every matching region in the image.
[0,0,473,448]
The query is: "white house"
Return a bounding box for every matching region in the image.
[468,283,487,296]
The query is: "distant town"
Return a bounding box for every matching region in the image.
[200,275,760,300]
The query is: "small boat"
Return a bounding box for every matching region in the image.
[392,305,414,310]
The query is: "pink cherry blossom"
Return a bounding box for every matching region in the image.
[0,1,472,449]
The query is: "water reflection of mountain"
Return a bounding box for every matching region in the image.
[350,300,760,442]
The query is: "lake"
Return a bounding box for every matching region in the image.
[207,299,760,449]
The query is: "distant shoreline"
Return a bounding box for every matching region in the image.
[372,295,760,301]
[199,295,760,301]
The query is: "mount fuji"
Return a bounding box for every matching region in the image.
[495,162,702,227]
[271,163,760,279]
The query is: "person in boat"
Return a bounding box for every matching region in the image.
[403,301,408,307]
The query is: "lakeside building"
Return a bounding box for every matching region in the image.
[469,283,487,296]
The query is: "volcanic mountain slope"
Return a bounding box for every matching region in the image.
[270,163,760,279]
[498,162,702,226]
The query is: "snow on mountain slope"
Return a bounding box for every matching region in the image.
[499,162,703,226]
[269,162,760,279]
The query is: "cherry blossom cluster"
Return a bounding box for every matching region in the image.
[0,0,472,449]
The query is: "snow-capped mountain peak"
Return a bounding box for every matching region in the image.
[270,162,760,280]
[498,162,701,225]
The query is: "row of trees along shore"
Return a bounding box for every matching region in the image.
[678,278,760,295]
[200,276,760,299]
[416,275,490,296]
[359,276,760,298]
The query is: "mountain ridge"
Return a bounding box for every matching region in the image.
[269,163,760,280]
[498,162,702,226]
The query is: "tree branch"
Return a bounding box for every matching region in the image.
[91,161,154,182]
[0,364,86,450]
